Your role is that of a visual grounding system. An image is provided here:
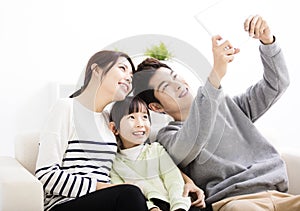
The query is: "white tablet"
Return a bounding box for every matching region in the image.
[194,0,259,48]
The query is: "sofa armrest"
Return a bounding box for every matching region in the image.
[0,156,44,211]
[280,149,300,195]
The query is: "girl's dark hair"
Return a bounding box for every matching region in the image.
[70,50,135,98]
[133,57,171,106]
[110,96,151,131]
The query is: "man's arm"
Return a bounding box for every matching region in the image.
[233,16,289,122]
[157,34,239,168]
[156,80,223,168]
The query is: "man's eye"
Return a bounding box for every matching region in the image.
[162,84,169,91]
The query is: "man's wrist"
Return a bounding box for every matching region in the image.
[260,35,275,45]
[208,70,221,89]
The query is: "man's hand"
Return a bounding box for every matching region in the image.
[244,15,274,45]
[210,35,240,88]
[183,181,206,208]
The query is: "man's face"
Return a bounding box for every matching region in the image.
[149,67,194,120]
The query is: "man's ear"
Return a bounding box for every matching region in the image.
[149,102,165,113]
[109,122,119,135]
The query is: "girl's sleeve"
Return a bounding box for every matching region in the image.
[110,164,125,184]
[158,144,191,211]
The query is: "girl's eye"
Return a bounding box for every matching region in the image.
[143,115,148,119]
[128,115,135,119]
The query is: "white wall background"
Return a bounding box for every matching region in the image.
[0,0,299,156]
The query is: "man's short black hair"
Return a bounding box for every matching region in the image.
[133,58,171,107]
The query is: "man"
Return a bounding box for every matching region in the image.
[133,15,300,211]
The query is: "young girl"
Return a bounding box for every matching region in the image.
[35,50,148,211]
[109,96,192,211]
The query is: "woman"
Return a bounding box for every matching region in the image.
[35,50,148,211]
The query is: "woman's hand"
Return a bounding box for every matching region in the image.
[96,182,117,190]
[150,207,162,211]
[244,15,274,44]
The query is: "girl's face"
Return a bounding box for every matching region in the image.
[101,57,133,101]
[118,110,151,149]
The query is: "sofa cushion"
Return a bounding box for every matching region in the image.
[14,132,40,175]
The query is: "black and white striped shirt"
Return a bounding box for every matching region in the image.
[35,98,117,211]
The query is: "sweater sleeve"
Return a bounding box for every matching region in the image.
[111,155,158,211]
[157,80,223,168]
[233,39,290,122]
[35,99,97,198]
[110,164,125,184]
[158,144,191,211]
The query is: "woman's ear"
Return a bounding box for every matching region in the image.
[91,63,103,78]
[148,102,165,113]
[109,122,119,135]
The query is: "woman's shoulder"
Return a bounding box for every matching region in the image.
[46,98,74,120]
[54,98,73,107]
[51,98,73,111]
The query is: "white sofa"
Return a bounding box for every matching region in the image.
[0,131,299,211]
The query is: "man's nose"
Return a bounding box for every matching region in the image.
[172,81,182,91]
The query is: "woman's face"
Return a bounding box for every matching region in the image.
[101,57,133,101]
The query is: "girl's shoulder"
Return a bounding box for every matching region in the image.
[145,142,166,154]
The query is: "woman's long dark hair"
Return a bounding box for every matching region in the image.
[70,50,135,98]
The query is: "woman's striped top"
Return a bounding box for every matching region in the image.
[35,98,117,211]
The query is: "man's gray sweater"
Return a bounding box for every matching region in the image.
[156,40,290,204]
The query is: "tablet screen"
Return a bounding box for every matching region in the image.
[194,0,259,47]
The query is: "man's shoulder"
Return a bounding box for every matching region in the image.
[160,121,183,132]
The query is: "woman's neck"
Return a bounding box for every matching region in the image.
[76,83,111,113]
